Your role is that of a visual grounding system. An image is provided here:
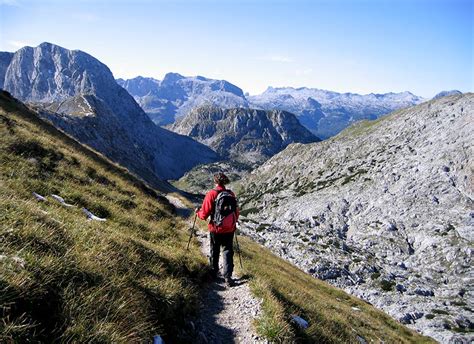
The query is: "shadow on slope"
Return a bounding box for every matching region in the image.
[0,90,210,343]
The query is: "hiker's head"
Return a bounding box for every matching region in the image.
[213,172,230,186]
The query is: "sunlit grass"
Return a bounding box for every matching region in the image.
[0,92,207,343]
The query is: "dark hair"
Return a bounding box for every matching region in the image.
[213,172,230,186]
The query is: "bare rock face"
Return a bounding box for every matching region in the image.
[117,74,249,126]
[1,42,218,182]
[249,87,425,139]
[239,94,473,343]
[0,52,13,89]
[169,105,320,164]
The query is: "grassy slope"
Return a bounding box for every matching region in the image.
[0,92,207,343]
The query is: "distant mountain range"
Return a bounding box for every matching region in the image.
[169,105,319,165]
[117,74,249,126]
[119,75,431,139]
[0,42,464,187]
[0,42,218,184]
[249,87,426,139]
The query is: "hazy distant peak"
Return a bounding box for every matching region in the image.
[161,72,185,85]
[249,86,425,139]
[433,90,462,99]
[120,73,249,125]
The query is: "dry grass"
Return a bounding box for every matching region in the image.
[0,92,207,343]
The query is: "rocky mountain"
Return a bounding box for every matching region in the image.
[169,105,320,165]
[119,74,428,140]
[0,52,13,89]
[0,42,218,183]
[433,90,463,99]
[249,87,425,139]
[117,74,249,125]
[238,93,473,342]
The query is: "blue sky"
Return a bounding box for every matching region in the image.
[0,0,472,97]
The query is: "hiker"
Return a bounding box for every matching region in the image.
[196,172,239,287]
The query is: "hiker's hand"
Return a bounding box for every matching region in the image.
[195,207,199,213]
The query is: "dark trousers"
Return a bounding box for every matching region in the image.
[209,232,234,278]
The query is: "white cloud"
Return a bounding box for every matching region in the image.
[258,55,293,63]
[7,40,31,49]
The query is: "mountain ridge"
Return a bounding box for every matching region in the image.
[117,73,249,125]
[169,105,320,165]
[120,73,426,139]
[0,42,218,183]
[249,86,426,139]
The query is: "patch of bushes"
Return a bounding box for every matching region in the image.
[370,272,381,280]
[239,207,260,217]
[380,279,396,291]
[256,223,270,232]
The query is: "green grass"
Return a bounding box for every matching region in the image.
[250,279,294,341]
[0,92,208,343]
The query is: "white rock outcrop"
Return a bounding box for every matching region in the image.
[240,94,473,343]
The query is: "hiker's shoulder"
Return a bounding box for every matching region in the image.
[206,188,220,198]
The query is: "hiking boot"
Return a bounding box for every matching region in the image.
[225,277,235,288]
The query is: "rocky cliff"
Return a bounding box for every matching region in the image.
[238,94,473,342]
[169,105,320,165]
[0,42,218,183]
[0,52,13,89]
[249,87,425,139]
[117,74,249,125]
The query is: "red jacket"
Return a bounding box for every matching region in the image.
[197,185,239,233]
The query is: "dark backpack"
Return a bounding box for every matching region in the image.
[212,189,238,231]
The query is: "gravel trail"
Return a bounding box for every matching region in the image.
[165,194,264,343]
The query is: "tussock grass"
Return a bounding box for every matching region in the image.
[249,279,294,342]
[0,92,207,342]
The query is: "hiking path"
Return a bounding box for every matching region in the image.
[166,194,265,344]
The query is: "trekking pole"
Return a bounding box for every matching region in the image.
[186,213,198,250]
[234,231,243,269]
